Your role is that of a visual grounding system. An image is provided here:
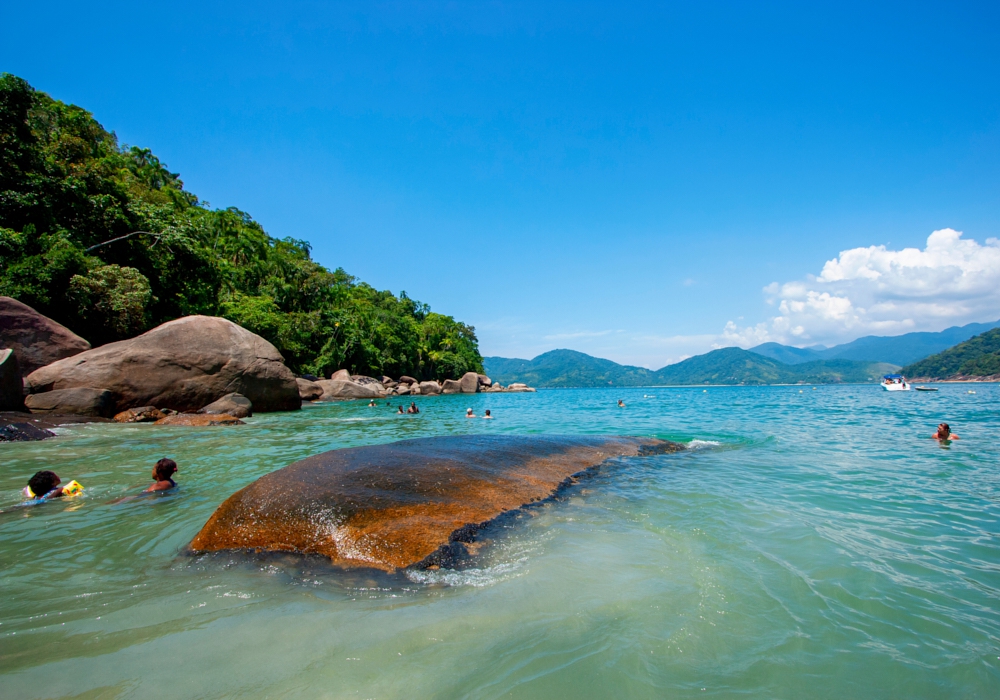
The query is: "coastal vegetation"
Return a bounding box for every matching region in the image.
[485,348,898,387]
[0,74,482,380]
[902,328,1000,379]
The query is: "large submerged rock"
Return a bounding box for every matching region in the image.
[24,315,300,414]
[0,297,91,377]
[188,435,685,572]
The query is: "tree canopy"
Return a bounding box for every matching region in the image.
[902,328,1000,379]
[0,74,483,380]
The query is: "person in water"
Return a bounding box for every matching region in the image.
[145,458,178,492]
[407,402,419,414]
[368,400,377,407]
[932,423,960,440]
[397,405,405,414]
[617,399,625,408]
[483,409,493,419]
[26,470,66,500]
[466,408,476,418]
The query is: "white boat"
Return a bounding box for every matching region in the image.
[880,374,911,391]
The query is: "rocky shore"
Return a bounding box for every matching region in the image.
[303,369,536,401]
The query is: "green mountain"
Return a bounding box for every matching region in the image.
[750,320,1000,366]
[901,328,1000,379]
[485,348,897,387]
[0,74,482,380]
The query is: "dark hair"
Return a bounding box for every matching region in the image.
[152,458,177,481]
[939,423,950,433]
[28,470,59,498]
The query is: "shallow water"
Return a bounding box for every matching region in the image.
[1,385,999,698]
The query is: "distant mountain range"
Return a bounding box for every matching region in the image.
[902,328,1000,380]
[485,320,1000,388]
[749,320,1000,366]
[485,348,897,387]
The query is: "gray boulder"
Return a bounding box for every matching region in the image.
[477,374,492,387]
[0,348,24,411]
[459,371,480,394]
[315,379,383,400]
[25,315,300,413]
[199,392,253,419]
[399,375,417,385]
[296,377,324,401]
[441,379,462,394]
[25,387,116,417]
[330,369,352,381]
[418,380,441,395]
[351,375,385,392]
[506,383,536,393]
[0,297,91,377]
[395,383,412,396]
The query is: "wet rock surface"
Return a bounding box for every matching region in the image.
[188,434,685,572]
[113,406,167,423]
[155,413,245,426]
[199,392,252,418]
[24,387,116,417]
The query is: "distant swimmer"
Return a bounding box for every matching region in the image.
[24,470,73,500]
[617,399,625,408]
[483,409,493,419]
[932,423,960,440]
[466,408,477,418]
[368,400,377,407]
[407,402,420,414]
[145,458,178,493]
[397,405,405,414]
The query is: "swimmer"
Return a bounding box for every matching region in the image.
[483,409,493,419]
[407,402,419,414]
[145,458,178,492]
[397,405,405,414]
[25,470,66,500]
[368,400,377,407]
[617,399,625,408]
[466,408,476,418]
[932,423,960,440]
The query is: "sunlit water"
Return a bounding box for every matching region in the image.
[2,385,999,698]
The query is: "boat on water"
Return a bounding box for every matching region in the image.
[881,374,911,391]
[915,386,938,392]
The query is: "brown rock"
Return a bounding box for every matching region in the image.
[0,297,91,377]
[296,377,324,401]
[418,380,441,395]
[24,316,300,414]
[25,387,116,417]
[440,379,462,394]
[199,392,252,418]
[477,374,492,387]
[330,369,352,381]
[155,413,244,426]
[506,383,536,392]
[315,379,384,400]
[395,383,412,396]
[399,375,417,385]
[188,435,686,572]
[459,371,480,393]
[0,348,24,411]
[351,376,385,392]
[113,406,166,423]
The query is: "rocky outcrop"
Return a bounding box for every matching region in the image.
[0,421,55,442]
[199,392,252,418]
[351,375,385,390]
[477,374,492,387]
[330,369,352,381]
[315,379,383,400]
[506,383,536,393]
[25,316,300,414]
[188,435,686,572]
[0,297,91,377]
[440,379,462,394]
[155,413,244,426]
[113,406,166,423]
[24,387,116,417]
[399,375,417,385]
[459,371,480,393]
[418,380,441,395]
[0,349,24,411]
[296,377,324,401]
[395,383,412,396]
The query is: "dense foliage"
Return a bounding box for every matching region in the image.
[0,74,482,379]
[902,328,1000,379]
[485,348,898,387]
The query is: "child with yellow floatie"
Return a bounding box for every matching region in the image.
[24,470,83,500]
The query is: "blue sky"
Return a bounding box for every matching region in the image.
[4,2,999,367]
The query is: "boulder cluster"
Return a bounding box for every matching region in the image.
[296,370,535,401]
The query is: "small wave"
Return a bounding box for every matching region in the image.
[405,557,528,588]
[687,439,721,449]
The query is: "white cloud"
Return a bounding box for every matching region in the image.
[725,228,1000,347]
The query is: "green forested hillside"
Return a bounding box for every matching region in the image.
[902,328,1000,379]
[0,74,482,379]
[485,347,896,387]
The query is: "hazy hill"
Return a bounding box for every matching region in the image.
[902,328,1000,379]
[485,348,897,387]
[750,320,1000,366]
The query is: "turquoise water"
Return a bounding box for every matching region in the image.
[1,385,999,698]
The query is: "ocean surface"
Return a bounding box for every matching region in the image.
[1,385,998,699]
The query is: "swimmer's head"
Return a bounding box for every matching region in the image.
[153,458,178,481]
[28,470,60,498]
[485,410,491,416]
[466,408,474,415]
[938,423,951,437]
